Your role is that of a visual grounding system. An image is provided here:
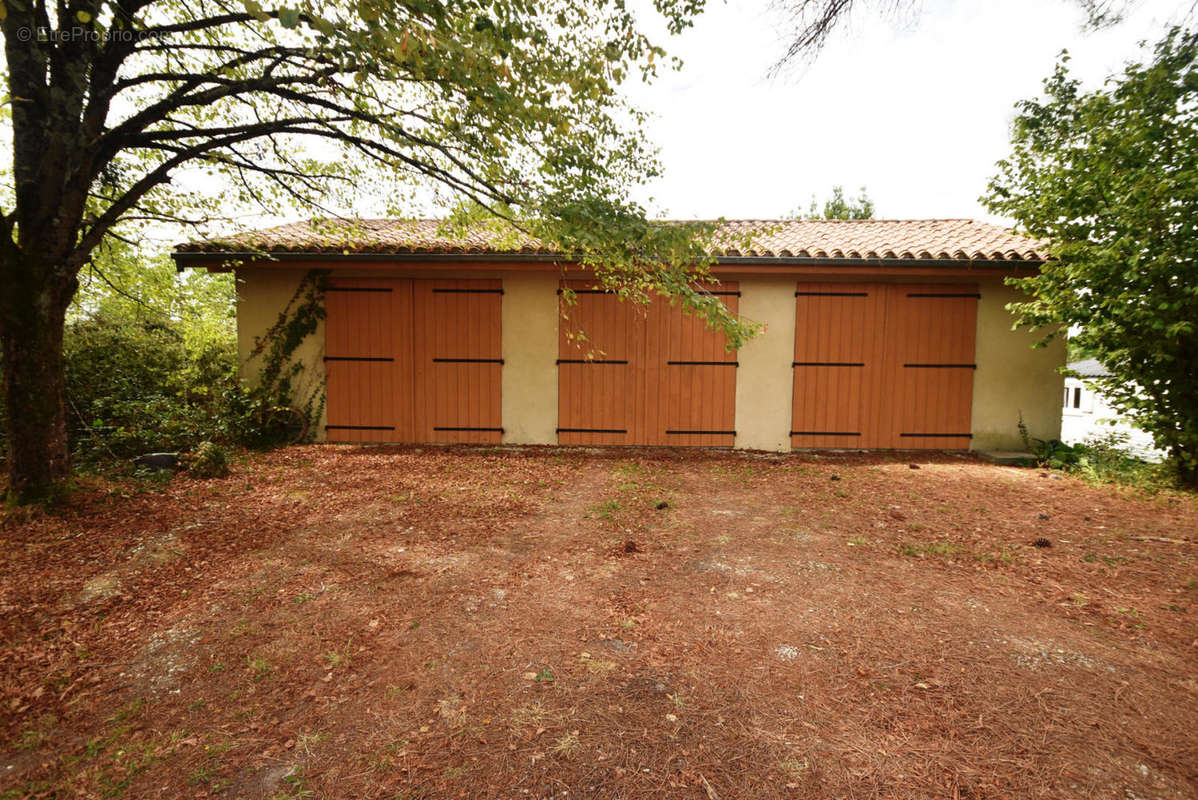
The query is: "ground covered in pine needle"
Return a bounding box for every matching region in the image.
[1,446,1196,799]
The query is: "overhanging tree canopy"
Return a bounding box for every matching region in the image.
[0,0,750,499]
[984,28,1198,485]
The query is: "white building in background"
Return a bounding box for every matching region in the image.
[1061,359,1163,461]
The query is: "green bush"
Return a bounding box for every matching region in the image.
[1018,413,1177,490]
[63,313,241,461]
[1071,431,1178,491]
[1020,422,1178,491]
[59,314,317,462]
[187,441,230,478]
[0,249,321,473]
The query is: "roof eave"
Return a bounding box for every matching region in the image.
[171,249,1046,271]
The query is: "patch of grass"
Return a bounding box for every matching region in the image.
[241,586,266,605]
[579,654,616,673]
[13,727,43,751]
[323,637,354,668]
[247,655,272,680]
[590,498,621,519]
[1084,553,1129,567]
[269,768,314,800]
[55,699,164,798]
[614,460,650,479]
[0,780,55,799]
[436,695,469,727]
[109,698,146,723]
[977,548,1018,565]
[710,463,758,484]
[97,740,159,797]
[552,731,582,758]
[535,668,554,683]
[295,731,327,756]
[780,756,809,780]
[899,540,960,558]
[509,701,549,731]
[189,763,217,786]
[187,736,233,794]
[370,740,406,771]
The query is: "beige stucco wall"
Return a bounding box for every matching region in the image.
[501,274,559,444]
[970,280,1065,451]
[235,268,328,440]
[734,278,797,452]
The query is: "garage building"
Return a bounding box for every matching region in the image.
[173,218,1063,453]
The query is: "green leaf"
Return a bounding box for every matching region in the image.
[241,0,268,20]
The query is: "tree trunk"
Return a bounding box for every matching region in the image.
[0,272,74,503]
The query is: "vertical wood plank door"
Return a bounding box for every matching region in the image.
[557,282,739,447]
[791,282,978,451]
[412,280,504,444]
[324,278,414,443]
[877,284,979,450]
[650,285,739,447]
[791,283,887,449]
[556,282,643,445]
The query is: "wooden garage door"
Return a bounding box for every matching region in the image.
[791,282,977,450]
[413,280,504,444]
[557,282,739,446]
[654,289,739,447]
[324,279,413,443]
[556,284,642,445]
[324,278,502,443]
[876,285,978,449]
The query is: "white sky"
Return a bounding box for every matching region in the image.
[628,0,1193,223]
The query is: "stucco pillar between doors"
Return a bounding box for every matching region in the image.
[734,279,796,452]
[501,273,560,444]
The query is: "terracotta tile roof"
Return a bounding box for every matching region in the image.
[175,217,1047,262]
[710,218,1046,261]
